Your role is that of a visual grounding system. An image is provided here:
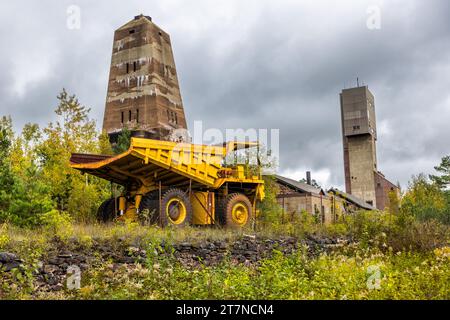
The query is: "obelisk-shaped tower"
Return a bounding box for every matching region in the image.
[103,15,188,142]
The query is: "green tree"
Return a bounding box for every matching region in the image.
[401,174,449,225]
[112,127,131,154]
[0,118,53,226]
[37,89,110,221]
[387,189,400,216]
[0,90,117,226]
[299,178,321,188]
[430,155,450,189]
[0,117,16,218]
[99,130,114,155]
[259,175,283,225]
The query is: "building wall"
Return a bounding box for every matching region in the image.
[375,172,400,211]
[103,15,187,141]
[347,134,378,207]
[276,193,336,225]
[275,185,376,225]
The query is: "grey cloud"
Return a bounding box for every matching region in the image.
[0,0,449,189]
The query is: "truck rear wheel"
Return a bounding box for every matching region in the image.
[97,198,117,222]
[139,191,159,224]
[218,193,252,228]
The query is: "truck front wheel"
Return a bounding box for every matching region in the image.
[97,198,117,223]
[218,193,252,228]
[151,188,193,227]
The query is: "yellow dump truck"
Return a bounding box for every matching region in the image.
[70,138,265,228]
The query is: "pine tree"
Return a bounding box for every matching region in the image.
[430,155,450,189]
[112,127,131,154]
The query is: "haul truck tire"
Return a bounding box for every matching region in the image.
[218,193,252,228]
[138,191,159,224]
[96,199,108,222]
[160,188,192,227]
[97,198,117,222]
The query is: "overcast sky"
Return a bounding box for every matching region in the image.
[0,0,449,189]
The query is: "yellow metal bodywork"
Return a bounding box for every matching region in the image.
[119,197,126,212]
[71,137,265,193]
[117,205,137,222]
[191,192,215,225]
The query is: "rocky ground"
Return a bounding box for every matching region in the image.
[0,234,352,292]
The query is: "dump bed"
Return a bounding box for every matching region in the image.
[70,137,262,190]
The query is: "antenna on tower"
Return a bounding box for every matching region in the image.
[357,77,360,87]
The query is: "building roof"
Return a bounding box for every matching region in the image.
[328,188,376,211]
[273,175,326,196]
[117,15,166,34]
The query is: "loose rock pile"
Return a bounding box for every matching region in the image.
[1,234,352,292]
[0,252,23,272]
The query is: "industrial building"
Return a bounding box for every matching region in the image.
[273,174,375,224]
[274,85,399,221]
[102,15,188,143]
[340,85,399,210]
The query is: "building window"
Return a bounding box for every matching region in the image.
[129,29,135,34]
[136,109,139,123]
[344,110,362,120]
[353,125,360,130]
[133,61,137,72]
[175,113,178,124]
[121,112,124,124]
[126,63,129,74]
[129,110,131,122]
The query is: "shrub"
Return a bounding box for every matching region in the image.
[258,175,283,226]
[388,219,449,252]
[0,223,9,249]
[346,210,392,246]
[67,180,109,223]
[39,209,73,239]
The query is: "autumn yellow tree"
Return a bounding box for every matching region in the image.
[37,89,111,222]
[400,174,448,224]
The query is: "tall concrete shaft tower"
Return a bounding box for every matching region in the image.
[103,15,188,142]
[340,85,398,210]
